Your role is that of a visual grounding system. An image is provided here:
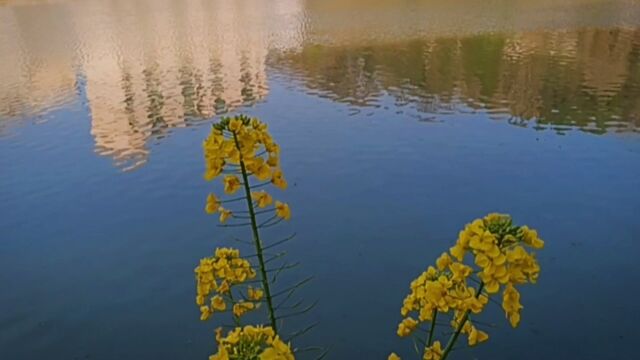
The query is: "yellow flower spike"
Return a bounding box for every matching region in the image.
[275,201,291,220]
[424,341,443,360]
[251,190,273,208]
[205,193,220,214]
[218,207,232,223]
[223,175,241,194]
[271,169,288,190]
[388,353,401,360]
[397,317,418,337]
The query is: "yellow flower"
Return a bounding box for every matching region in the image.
[248,286,264,301]
[253,162,272,181]
[223,175,241,194]
[259,337,294,360]
[424,341,442,360]
[275,201,291,220]
[204,160,224,181]
[217,280,230,294]
[520,226,545,249]
[200,305,212,321]
[228,117,243,133]
[211,295,226,311]
[271,169,288,190]
[388,353,401,360]
[502,284,523,327]
[467,325,489,346]
[205,193,220,214]
[252,191,273,208]
[232,301,255,317]
[219,207,232,223]
[397,317,418,337]
[267,154,279,167]
[209,346,229,360]
[436,252,452,271]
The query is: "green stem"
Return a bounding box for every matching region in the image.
[426,309,438,347]
[233,132,278,333]
[440,282,485,360]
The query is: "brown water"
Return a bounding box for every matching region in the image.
[1,0,640,359]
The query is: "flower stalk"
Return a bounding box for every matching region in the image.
[233,131,278,332]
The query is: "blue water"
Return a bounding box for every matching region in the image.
[2,1,640,359]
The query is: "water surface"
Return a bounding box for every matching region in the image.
[1,0,640,359]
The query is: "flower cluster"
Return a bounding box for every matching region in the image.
[203,115,291,223]
[393,214,544,360]
[449,213,543,327]
[398,255,489,347]
[209,325,295,360]
[195,247,260,321]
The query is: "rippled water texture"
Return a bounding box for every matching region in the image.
[1,0,640,359]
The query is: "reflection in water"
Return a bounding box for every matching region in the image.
[0,0,303,169]
[270,28,640,134]
[1,0,640,169]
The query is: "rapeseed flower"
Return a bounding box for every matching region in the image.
[209,326,294,360]
[394,214,544,359]
[275,201,291,220]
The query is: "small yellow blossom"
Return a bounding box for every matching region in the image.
[219,207,232,223]
[200,305,212,321]
[205,193,219,214]
[424,341,442,360]
[388,353,401,360]
[397,317,418,337]
[267,154,279,167]
[259,336,294,360]
[232,301,255,317]
[520,226,545,249]
[248,286,264,301]
[436,252,452,271]
[468,325,489,346]
[271,169,288,190]
[223,175,241,194]
[275,201,291,220]
[502,284,523,327]
[211,295,226,311]
[228,117,243,132]
[252,190,273,208]
[211,326,293,360]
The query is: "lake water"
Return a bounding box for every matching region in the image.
[1,0,640,359]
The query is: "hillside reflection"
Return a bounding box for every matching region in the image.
[270,27,640,134]
[1,0,640,170]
